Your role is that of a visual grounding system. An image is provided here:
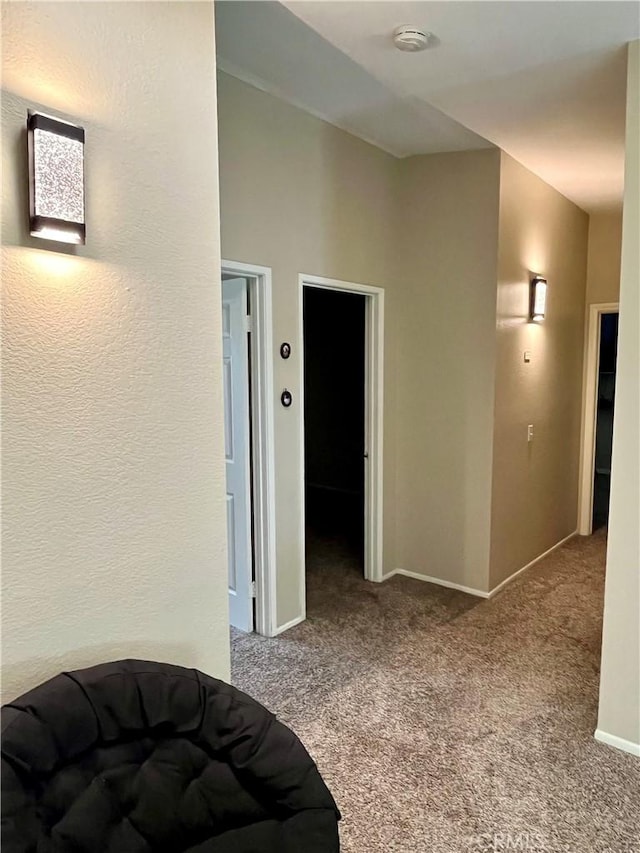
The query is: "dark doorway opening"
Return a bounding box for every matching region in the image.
[303,287,366,583]
[592,312,619,531]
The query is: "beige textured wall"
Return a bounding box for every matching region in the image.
[586,211,623,305]
[597,40,640,751]
[217,72,399,626]
[395,151,501,593]
[1,2,229,702]
[490,154,589,590]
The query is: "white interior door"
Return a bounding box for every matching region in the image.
[222,278,254,632]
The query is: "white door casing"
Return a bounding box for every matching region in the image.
[221,260,277,638]
[222,278,254,632]
[578,302,619,536]
[298,273,385,616]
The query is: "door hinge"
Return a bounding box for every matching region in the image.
[244,314,253,334]
[250,581,257,598]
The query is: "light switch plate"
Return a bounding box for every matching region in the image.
[524,351,532,363]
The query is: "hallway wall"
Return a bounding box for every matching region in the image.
[1,2,229,701]
[490,154,589,589]
[597,39,640,754]
[586,210,623,306]
[395,151,501,592]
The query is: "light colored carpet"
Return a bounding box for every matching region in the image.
[231,530,640,853]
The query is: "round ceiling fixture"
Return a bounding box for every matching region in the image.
[393,25,433,52]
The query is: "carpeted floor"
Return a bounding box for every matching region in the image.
[231,529,640,853]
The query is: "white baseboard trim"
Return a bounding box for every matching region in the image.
[382,568,489,599]
[379,530,578,601]
[378,569,397,583]
[487,530,578,598]
[272,614,305,636]
[594,729,640,757]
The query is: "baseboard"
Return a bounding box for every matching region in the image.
[379,568,398,583]
[380,530,578,601]
[488,530,578,598]
[383,568,489,599]
[594,729,640,757]
[272,614,305,636]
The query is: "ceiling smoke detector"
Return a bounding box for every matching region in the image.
[393,25,432,52]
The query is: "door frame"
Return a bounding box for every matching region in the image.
[222,259,277,636]
[578,301,619,535]
[298,273,384,592]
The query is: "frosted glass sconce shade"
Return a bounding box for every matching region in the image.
[27,111,85,244]
[530,276,547,321]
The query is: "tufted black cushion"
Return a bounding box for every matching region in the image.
[1,659,340,852]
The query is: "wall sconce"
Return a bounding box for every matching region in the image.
[530,275,547,321]
[27,111,85,244]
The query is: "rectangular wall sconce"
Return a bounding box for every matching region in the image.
[530,275,547,321]
[27,111,85,244]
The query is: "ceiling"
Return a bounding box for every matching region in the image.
[216,1,640,212]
